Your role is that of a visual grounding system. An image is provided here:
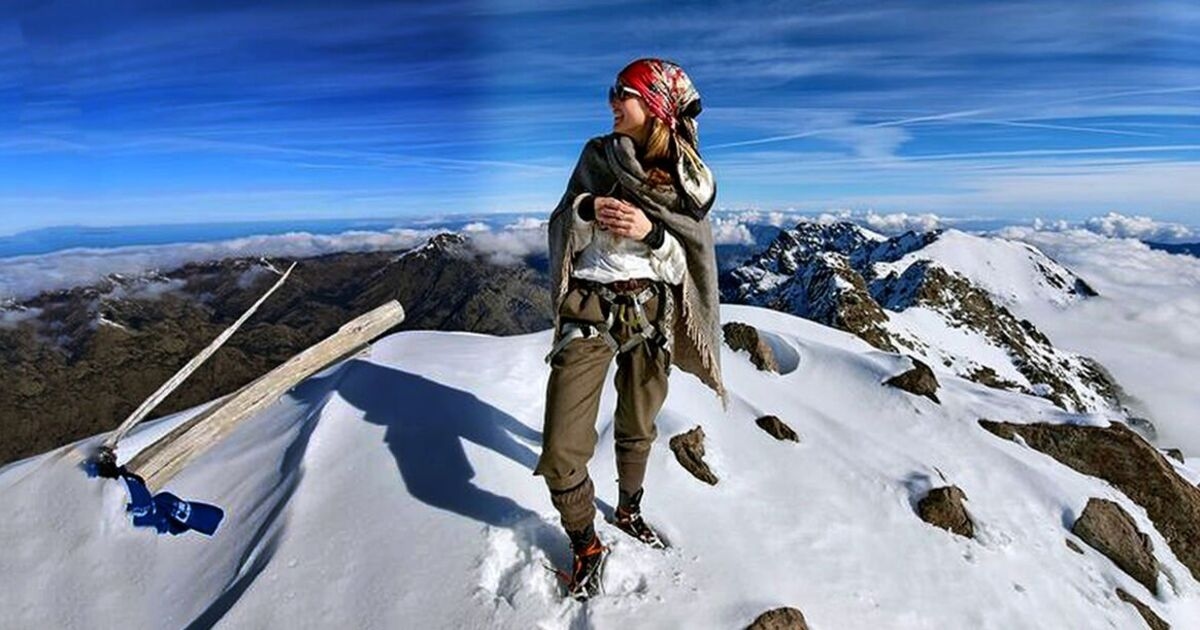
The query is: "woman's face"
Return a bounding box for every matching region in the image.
[611,88,651,145]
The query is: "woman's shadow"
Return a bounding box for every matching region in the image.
[335,359,567,547]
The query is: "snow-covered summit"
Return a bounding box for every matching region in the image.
[876,229,1098,309]
[1,304,1196,628]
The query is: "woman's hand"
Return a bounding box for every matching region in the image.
[594,196,652,240]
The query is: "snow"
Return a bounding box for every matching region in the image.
[1,305,1198,628]
[884,306,1029,387]
[877,230,1087,309]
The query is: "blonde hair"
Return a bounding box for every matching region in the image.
[641,117,687,187]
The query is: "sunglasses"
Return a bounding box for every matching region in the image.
[608,83,641,102]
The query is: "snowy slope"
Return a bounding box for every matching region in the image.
[2,305,1198,629]
[875,229,1096,309]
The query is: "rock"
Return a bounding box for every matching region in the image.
[1065,538,1084,554]
[884,356,940,403]
[723,322,780,373]
[1165,448,1184,464]
[978,419,1200,583]
[755,415,799,442]
[669,426,719,485]
[1071,498,1159,594]
[1115,588,1170,630]
[746,606,809,630]
[916,485,974,538]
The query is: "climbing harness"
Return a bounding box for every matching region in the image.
[545,279,674,369]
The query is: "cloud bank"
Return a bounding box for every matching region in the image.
[0,229,443,300]
[997,224,1200,454]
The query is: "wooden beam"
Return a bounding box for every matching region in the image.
[103,261,297,451]
[127,300,405,492]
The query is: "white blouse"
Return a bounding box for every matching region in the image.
[567,193,687,285]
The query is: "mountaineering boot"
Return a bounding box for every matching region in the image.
[565,523,609,601]
[611,487,666,549]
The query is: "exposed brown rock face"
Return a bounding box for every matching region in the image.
[890,263,1116,412]
[789,253,899,353]
[916,485,974,538]
[668,426,719,485]
[745,607,809,630]
[1065,538,1084,554]
[755,415,799,442]
[1072,498,1159,594]
[1115,588,1170,630]
[723,322,780,372]
[0,233,553,465]
[966,365,1023,391]
[978,419,1200,582]
[884,357,940,403]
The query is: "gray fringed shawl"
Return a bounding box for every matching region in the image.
[547,132,728,411]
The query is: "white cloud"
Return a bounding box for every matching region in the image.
[711,216,755,245]
[996,225,1200,454]
[1025,212,1197,243]
[814,209,854,224]
[1031,218,1071,232]
[463,222,547,266]
[461,221,491,232]
[0,306,42,329]
[108,277,188,301]
[503,217,546,231]
[861,210,944,234]
[0,228,442,300]
[1081,212,1196,243]
[717,209,803,228]
[808,208,944,234]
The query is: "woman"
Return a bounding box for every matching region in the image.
[539,58,728,599]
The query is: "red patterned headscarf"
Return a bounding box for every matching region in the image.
[614,58,714,218]
[615,58,702,134]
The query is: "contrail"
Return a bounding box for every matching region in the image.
[790,144,1200,167]
[708,85,1200,150]
[964,119,1161,138]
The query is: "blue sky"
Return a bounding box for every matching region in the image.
[1,0,1198,235]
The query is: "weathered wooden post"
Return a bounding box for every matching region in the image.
[126,299,405,492]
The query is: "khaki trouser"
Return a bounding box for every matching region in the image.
[536,277,671,532]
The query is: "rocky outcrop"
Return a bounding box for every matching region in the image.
[755,415,799,442]
[669,426,719,485]
[0,232,553,465]
[745,607,809,630]
[881,263,1119,411]
[916,485,974,538]
[978,419,1200,582]
[1165,448,1185,464]
[722,224,909,354]
[784,253,900,353]
[1115,588,1170,630]
[1072,498,1159,594]
[723,322,780,372]
[884,357,940,403]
